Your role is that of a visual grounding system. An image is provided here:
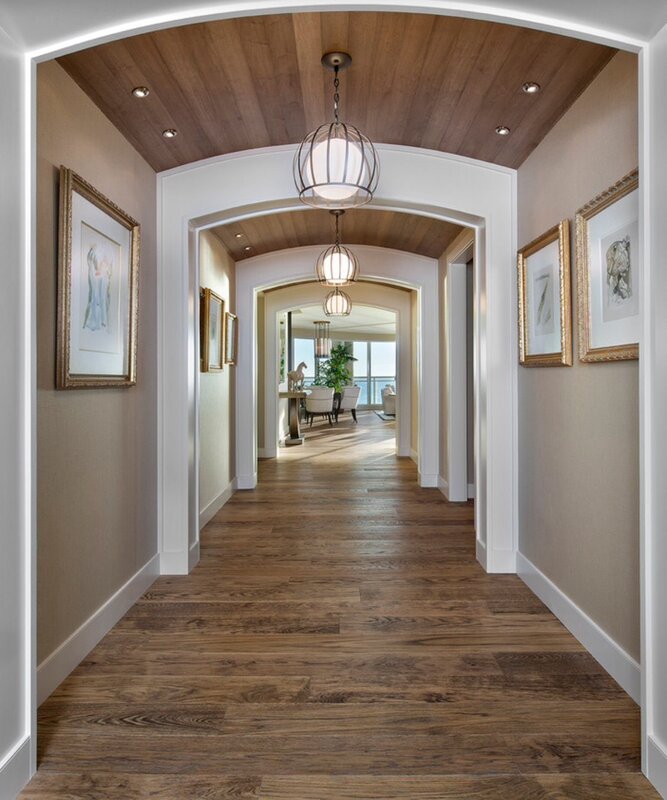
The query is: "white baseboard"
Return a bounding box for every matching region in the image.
[467,483,475,499]
[476,538,487,569]
[517,552,640,703]
[188,540,200,571]
[647,735,667,799]
[257,447,275,459]
[159,551,189,575]
[410,448,418,464]
[419,473,439,488]
[397,445,411,457]
[37,554,159,705]
[199,478,237,529]
[0,736,31,799]
[438,476,449,499]
[237,472,257,490]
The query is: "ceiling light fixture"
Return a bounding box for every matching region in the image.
[324,287,352,317]
[316,210,359,286]
[132,86,150,98]
[294,52,379,209]
[495,125,511,136]
[244,245,253,253]
[162,128,178,138]
[522,81,541,94]
[235,233,244,239]
[314,320,332,358]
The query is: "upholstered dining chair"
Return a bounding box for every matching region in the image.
[336,385,361,423]
[305,386,335,426]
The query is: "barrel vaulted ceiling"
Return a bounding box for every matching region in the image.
[57,11,617,173]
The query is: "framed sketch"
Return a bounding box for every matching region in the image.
[57,167,140,388]
[200,288,224,372]
[518,220,572,367]
[576,170,639,362]
[225,312,238,365]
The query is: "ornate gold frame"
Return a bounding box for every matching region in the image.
[575,169,639,363]
[225,312,238,366]
[200,288,225,372]
[57,167,140,388]
[518,220,572,367]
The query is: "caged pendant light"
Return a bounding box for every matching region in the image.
[294,52,379,209]
[324,287,352,317]
[316,210,359,286]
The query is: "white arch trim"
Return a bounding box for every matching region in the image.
[254,251,427,466]
[157,143,517,577]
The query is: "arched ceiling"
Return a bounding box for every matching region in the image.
[56,11,617,172]
[212,208,463,260]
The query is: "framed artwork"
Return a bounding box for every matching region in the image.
[575,169,639,362]
[200,288,224,372]
[225,312,238,365]
[518,220,572,367]
[57,166,140,388]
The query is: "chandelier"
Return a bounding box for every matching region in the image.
[294,52,379,209]
[314,320,331,358]
[324,287,352,317]
[316,210,359,286]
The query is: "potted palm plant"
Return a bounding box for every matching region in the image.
[313,344,357,405]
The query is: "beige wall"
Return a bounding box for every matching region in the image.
[37,61,158,663]
[199,231,236,515]
[518,52,639,660]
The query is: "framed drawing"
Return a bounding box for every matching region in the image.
[200,288,224,372]
[518,220,572,367]
[225,312,238,365]
[576,169,639,362]
[57,167,140,388]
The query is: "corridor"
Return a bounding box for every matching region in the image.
[23,414,656,798]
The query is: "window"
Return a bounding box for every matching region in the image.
[293,338,316,386]
[352,340,396,407]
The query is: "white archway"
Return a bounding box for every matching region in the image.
[158,143,517,578]
[245,247,436,478]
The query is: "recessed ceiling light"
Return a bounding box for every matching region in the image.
[522,82,541,94]
[244,246,253,252]
[495,125,511,136]
[235,233,244,239]
[162,128,178,139]
[132,86,150,98]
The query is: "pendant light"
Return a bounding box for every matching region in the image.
[316,210,359,286]
[314,320,331,359]
[324,287,352,317]
[294,52,379,209]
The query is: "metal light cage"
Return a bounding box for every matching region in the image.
[314,320,332,358]
[316,244,359,286]
[294,122,380,210]
[324,287,352,317]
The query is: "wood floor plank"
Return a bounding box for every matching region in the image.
[22,414,659,798]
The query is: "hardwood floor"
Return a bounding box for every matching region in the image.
[22,413,658,798]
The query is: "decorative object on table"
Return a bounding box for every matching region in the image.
[313,342,357,394]
[224,311,238,365]
[294,51,379,209]
[575,169,639,362]
[314,320,332,359]
[57,166,139,388]
[316,211,359,286]
[287,361,308,392]
[305,386,335,426]
[517,219,572,367]
[336,385,361,423]
[324,287,352,317]
[200,288,224,372]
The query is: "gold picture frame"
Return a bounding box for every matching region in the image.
[57,167,140,388]
[225,312,238,366]
[575,169,639,362]
[518,220,572,367]
[200,288,224,372]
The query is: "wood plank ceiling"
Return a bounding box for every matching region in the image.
[57,12,616,173]
[213,209,463,260]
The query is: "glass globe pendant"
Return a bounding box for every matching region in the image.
[324,287,352,317]
[316,210,359,286]
[294,52,379,209]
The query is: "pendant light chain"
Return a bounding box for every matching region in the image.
[333,66,340,124]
